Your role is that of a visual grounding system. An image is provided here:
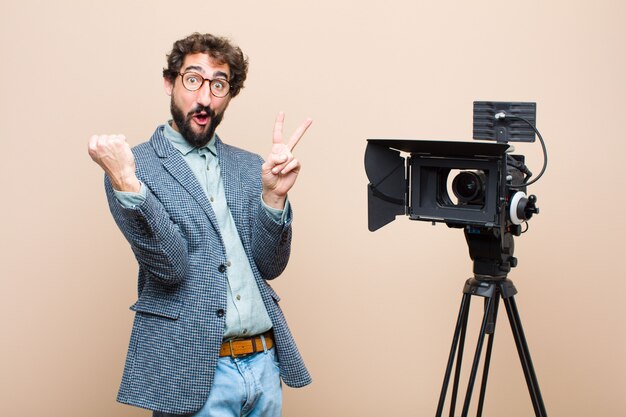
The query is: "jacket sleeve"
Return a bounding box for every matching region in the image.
[251,199,293,280]
[105,176,189,285]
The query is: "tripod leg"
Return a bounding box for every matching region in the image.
[436,292,472,417]
[460,295,495,417]
[476,292,501,417]
[448,294,471,417]
[503,296,548,417]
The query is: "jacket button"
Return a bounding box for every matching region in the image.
[216,309,225,317]
[218,264,227,273]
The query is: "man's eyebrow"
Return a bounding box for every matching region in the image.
[182,66,230,80]
[213,71,229,80]
[182,65,205,73]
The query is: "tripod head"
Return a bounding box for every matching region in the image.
[464,224,521,279]
[459,192,538,278]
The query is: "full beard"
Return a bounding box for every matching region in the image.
[170,99,224,148]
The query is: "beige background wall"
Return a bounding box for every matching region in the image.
[1,0,625,416]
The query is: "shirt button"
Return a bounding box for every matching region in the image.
[218,264,227,273]
[210,196,215,203]
[236,295,241,301]
[216,309,225,317]
[242,329,248,334]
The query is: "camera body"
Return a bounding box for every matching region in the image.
[365,139,528,230]
[365,101,540,276]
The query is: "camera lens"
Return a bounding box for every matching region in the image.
[452,171,486,203]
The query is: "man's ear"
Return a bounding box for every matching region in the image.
[164,76,174,96]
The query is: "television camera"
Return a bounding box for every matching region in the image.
[365,101,549,417]
[365,101,544,277]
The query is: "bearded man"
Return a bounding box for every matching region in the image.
[88,32,312,417]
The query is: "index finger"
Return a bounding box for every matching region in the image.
[287,117,313,152]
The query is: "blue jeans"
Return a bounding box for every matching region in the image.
[153,347,282,417]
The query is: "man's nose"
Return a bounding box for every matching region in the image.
[196,81,213,106]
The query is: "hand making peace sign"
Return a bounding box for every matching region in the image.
[261,112,313,209]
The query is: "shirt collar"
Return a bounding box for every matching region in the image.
[164,121,217,156]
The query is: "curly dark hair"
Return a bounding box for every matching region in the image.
[163,33,249,98]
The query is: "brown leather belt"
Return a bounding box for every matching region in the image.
[219,331,274,358]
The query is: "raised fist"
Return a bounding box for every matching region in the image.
[88,134,140,192]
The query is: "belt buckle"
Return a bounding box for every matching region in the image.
[228,339,246,358]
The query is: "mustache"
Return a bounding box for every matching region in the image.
[188,105,216,118]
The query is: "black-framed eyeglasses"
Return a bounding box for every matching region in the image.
[178,72,231,98]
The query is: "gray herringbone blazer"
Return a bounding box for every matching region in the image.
[105,126,310,414]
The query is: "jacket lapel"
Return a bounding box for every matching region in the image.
[149,127,222,236]
[215,136,246,235]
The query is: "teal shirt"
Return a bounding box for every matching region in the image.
[114,122,287,339]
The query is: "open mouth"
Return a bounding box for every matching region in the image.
[193,112,209,126]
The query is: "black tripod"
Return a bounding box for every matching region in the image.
[435,228,548,417]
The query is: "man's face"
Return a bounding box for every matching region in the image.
[164,52,232,147]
